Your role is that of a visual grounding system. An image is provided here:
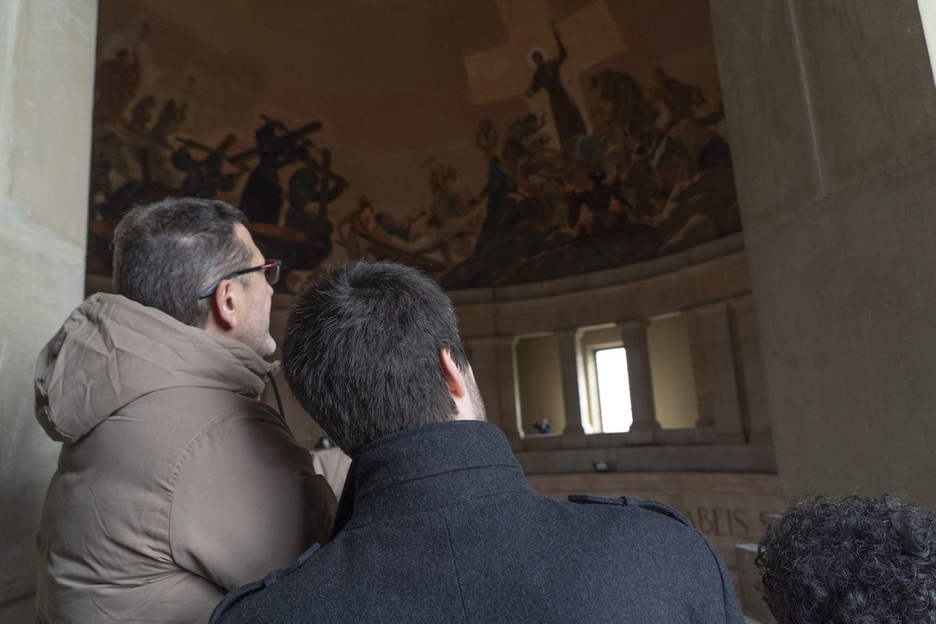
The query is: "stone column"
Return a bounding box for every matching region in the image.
[686,302,745,444]
[617,319,660,437]
[0,1,99,618]
[494,336,523,448]
[728,296,772,444]
[711,0,936,509]
[555,329,587,443]
[465,336,522,448]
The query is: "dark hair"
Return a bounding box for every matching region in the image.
[283,260,469,456]
[757,494,936,624]
[112,197,252,327]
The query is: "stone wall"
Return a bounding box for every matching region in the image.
[711,0,936,509]
[0,0,98,618]
[452,232,770,453]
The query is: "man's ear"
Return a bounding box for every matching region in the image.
[207,279,238,332]
[440,348,467,399]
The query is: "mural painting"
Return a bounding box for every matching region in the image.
[88,0,737,291]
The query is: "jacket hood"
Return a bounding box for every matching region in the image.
[35,293,274,443]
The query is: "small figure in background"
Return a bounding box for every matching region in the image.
[533,416,553,434]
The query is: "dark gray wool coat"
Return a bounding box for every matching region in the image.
[211,420,745,623]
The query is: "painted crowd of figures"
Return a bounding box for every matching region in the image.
[87,23,739,288]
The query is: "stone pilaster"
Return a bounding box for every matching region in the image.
[465,336,522,448]
[617,319,660,435]
[555,329,587,444]
[728,296,772,444]
[686,302,745,444]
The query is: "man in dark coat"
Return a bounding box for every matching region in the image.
[211,260,745,624]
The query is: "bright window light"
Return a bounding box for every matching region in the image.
[595,347,632,432]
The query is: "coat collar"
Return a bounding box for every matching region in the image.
[331,421,529,536]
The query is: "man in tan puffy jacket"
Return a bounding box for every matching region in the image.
[34,197,336,623]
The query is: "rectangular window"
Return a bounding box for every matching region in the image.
[594,347,632,433]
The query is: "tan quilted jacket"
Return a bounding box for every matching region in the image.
[34,293,335,623]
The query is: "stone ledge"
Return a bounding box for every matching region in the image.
[449,232,746,305]
[517,443,776,475]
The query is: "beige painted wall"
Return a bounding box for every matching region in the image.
[516,334,565,434]
[648,314,699,428]
[0,0,98,616]
[711,0,936,508]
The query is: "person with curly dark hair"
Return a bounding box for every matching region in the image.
[757,494,936,624]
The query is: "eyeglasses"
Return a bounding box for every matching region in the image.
[198,259,282,299]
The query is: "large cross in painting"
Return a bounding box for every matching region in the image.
[463,0,626,145]
[86,0,740,291]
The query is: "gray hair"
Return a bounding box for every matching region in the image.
[112,197,252,327]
